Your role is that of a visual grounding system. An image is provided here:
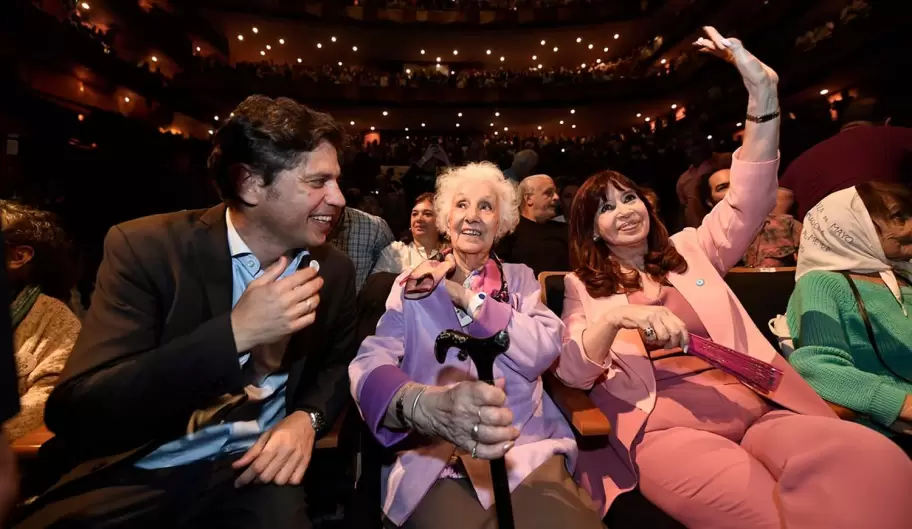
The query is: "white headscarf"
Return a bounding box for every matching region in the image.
[796,186,912,316]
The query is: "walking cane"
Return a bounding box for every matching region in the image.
[435,329,515,529]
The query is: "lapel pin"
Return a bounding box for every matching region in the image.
[696,279,705,286]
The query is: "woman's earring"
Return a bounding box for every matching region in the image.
[592,233,600,242]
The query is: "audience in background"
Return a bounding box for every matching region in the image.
[699,165,802,268]
[676,151,732,229]
[496,174,570,276]
[553,180,580,223]
[372,193,446,275]
[0,202,80,441]
[0,229,21,525]
[777,98,912,220]
[787,182,912,449]
[502,149,539,183]
[331,207,395,292]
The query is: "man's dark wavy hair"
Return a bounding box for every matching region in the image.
[208,95,345,204]
[0,201,75,302]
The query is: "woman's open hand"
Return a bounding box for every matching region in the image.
[413,381,519,460]
[694,26,778,95]
[401,254,456,300]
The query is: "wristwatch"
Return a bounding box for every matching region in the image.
[301,408,326,435]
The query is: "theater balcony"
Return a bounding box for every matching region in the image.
[182,0,663,28]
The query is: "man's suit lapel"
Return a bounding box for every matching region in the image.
[193,204,233,318]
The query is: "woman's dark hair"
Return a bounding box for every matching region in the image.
[403,192,441,244]
[208,95,345,204]
[569,171,688,298]
[0,201,74,301]
[856,181,912,234]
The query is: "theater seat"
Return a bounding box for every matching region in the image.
[723,267,796,348]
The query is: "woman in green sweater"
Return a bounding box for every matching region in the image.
[787,181,912,446]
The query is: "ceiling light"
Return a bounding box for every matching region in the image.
[571,109,576,114]
[420,49,426,55]
[537,64,542,69]
[421,123,426,127]
[405,127,409,131]
[490,122,494,127]
[820,89,829,95]
[350,121,355,126]
[540,40,546,46]
[317,43,322,48]
[279,38,285,45]
[532,55,537,60]
[252,27,259,34]
[123,96,131,102]
[406,135,410,139]
[500,56,505,62]
[553,46,559,52]
[297,58,302,63]
[352,46,358,51]
[331,36,337,42]
[456,123,460,127]
[458,112,463,117]
[436,57,441,62]
[383,111,388,116]
[576,37,582,43]
[151,56,158,62]
[671,104,677,109]
[486,49,491,55]
[80,2,90,9]
[495,131,499,136]
[572,124,577,129]
[214,115,219,120]
[596,58,602,64]
[537,125,542,130]
[504,126,508,131]
[338,61,343,66]
[660,59,667,64]
[603,47,609,52]
[208,129,213,135]
[237,34,244,41]
[260,51,265,56]
[453,50,458,55]
[645,117,651,122]
[230,112,234,117]
[77,114,84,121]
[588,43,594,50]
[266,45,271,50]
[736,122,743,127]
[614,34,620,39]
[636,113,642,118]
[370,126,375,131]
[495,112,500,117]
[196,46,201,52]
[707,135,713,140]
[406,68,411,74]
[559,120,564,125]
[580,63,586,68]
[561,148,565,152]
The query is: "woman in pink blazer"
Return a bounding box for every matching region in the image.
[556,28,912,529]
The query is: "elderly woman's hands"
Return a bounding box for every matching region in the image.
[412,381,519,460]
[401,254,456,300]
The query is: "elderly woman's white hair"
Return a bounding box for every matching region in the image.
[434,161,520,241]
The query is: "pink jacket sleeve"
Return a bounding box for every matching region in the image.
[694,148,781,274]
[554,274,613,390]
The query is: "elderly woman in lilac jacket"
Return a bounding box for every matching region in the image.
[349,162,604,529]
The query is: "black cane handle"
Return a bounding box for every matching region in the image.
[434,328,514,529]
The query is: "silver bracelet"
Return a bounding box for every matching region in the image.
[410,385,429,427]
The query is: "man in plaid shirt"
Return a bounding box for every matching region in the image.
[330,207,394,292]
